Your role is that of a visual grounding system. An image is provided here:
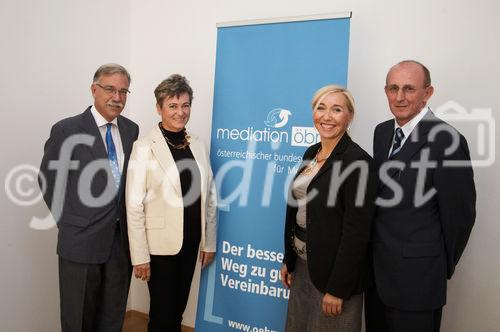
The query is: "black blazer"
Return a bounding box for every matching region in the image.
[371,110,476,310]
[39,107,139,264]
[283,134,376,299]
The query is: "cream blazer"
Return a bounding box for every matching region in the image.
[126,126,217,266]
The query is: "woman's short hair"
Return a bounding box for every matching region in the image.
[154,74,193,107]
[311,84,355,115]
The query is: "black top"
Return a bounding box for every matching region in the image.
[159,124,201,248]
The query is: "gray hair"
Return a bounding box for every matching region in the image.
[93,63,131,84]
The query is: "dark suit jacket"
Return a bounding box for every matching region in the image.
[39,107,139,264]
[372,110,476,311]
[283,134,376,299]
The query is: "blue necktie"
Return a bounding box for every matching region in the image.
[390,127,405,158]
[106,123,121,188]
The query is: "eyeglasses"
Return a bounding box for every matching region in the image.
[385,84,428,96]
[95,83,130,97]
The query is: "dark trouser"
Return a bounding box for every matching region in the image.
[365,286,442,332]
[147,244,199,332]
[58,230,131,332]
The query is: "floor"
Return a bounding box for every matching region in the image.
[122,311,194,332]
[123,314,147,332]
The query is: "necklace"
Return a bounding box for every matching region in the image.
[158,123,191,149]
[302,147,330,175]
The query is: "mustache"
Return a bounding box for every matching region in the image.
[106,102,124,109]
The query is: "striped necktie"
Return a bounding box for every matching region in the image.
[390,127,404,158]
[105,123,121,188]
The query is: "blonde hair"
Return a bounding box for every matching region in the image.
[311,84,355,115]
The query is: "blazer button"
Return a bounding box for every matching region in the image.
[116,218,120,222]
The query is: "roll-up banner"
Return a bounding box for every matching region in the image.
[196,13,351,332]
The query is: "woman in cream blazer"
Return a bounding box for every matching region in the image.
[126,74,217,332]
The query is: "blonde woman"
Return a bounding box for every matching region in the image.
[281,85,375,331]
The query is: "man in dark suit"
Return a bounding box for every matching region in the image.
[365,60,476,332]
[39,63,139,332]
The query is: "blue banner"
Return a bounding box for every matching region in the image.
[196,16,351,332]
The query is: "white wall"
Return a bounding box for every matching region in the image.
[1,0,499,331]
[128,0,500,330]
[0,0,130,331]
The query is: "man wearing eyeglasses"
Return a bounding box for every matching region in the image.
[39,63,139,332]
[365,60,476,332]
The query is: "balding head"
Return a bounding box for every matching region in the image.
[386,60,431,88]
[384,60,434,126]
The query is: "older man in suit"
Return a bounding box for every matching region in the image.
[39,63,139,332]
[365,60,476,332]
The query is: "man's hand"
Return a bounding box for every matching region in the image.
[280,264,292,288]
[322,293,343,316]
[133,263,151,281]
[200,251,215,268]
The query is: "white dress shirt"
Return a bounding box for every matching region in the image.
[90,106,124,171]
[388,106,430,157]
